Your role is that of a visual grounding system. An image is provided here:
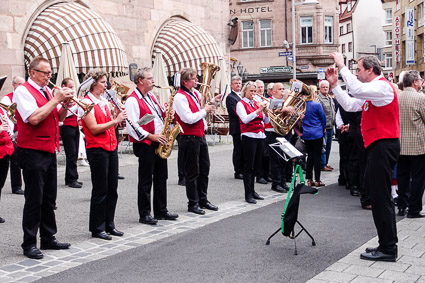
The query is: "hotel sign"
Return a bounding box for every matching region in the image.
[230,6,272,15]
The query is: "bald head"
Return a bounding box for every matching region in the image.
[272,83,285,99]
[12,76,25,90]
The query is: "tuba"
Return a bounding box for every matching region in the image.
[154,85,183,159]
[263,79,309,136]
[111,80,130,104]
[0,102,17,124]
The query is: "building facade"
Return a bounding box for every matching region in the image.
[228,0,339,84]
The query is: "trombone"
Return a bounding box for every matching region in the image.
[0,102,17,124]
[48,81,94,118]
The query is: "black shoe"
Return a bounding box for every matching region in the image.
[12,187,24,195]
[406,213,425,218]
[365,247,398,258]
[360,250,396,262]
[272,184,287,193]
[282,183,290,191]
[256,177,268,184]
[118,175,125,180]
[252,192,264,200]
[67,181,82,188]
[0,217,4,223]
[139,214,158,225]
[245,197,257,204]
[155,212,179,220]
[40,238,71,250]
[266,177,273,182]
[350,189,360,197]
[397,208,406,216]
[23,246,44,259]
[200,201,218,211]
[92,231,112,240]
[234,173,243,180]
[178,179,186,186]
[188,205,205,215]
[106,228,124,237]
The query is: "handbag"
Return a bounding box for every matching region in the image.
[295,136,306,154]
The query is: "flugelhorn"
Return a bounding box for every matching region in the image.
[0,102,17,124]
[48,81,94,118]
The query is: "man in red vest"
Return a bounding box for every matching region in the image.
[14,57,74,259]
[173,67,220,215]
[1,75,25,195]
[126,67,178,225]
[326,53,400,262]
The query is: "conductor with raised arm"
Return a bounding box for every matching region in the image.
[325,53,400,262]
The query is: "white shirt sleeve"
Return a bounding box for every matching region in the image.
[236,100,259,124]
[0,96,12,105]
[13,85,38,123]
[335,108,344,129]
[173,92,206,124]
[332,85,364,112]
[125,96,149,141]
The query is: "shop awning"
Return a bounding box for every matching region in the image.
[152,18,223,77]
[24,2,128,76]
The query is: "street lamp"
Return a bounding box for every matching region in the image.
[291,0,320,79]
[231,60,249,81]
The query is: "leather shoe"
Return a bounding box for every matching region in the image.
[40,238,71,250]
[252,192,264,200]
[245,197,257,204]
[139,214,158,225]
[362,205,372,210]
[67,181,82,188]
[234,173,243,180]
[155,212,179,220]
[365,247,398,257]
[397,208,406,216]
[272,184,287,193]
[321,167,332,172]
[12,187,24,195]
[23,246,43,259]
[188,205,205,215]
[360,250,396,262]
[106,228,124,236]
[256,177,268,184]
[178,179,186,186]
[118,175,125,180]
[92,231,112,240]
[406,213,425,218]
[350,189,360,197]
[200,201,218,211]
[0,217,4,223]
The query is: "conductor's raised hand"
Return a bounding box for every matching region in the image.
[329,52,346,69]
[325,68,339,89]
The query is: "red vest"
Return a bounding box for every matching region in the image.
[62,114,78,127]
[81,96,117,151]
[16,82,59,153]
[361,77,400,148]
[175,88,205,137]
[264,97,274,129]
[0,108,14,158]
[128,90,164,145]
[238,100,264,134]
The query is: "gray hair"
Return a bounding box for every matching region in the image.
[402,70,421,88]
[255,80,264,86]
[267,82,274,90]
[318,80,330,88]
[134,67,152,84]
[231,76,242,83]
[358,55,382,76]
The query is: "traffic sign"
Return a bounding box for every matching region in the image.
[279,51,293,57]
[318,68,324,73]
[287,56,294,61]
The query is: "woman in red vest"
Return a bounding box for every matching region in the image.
[236,81,269,204]
[0,109,14,223]
[80,69,127,240]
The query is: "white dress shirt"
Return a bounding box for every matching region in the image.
[173,88,208,131]
[332,67,395,112]
[79,93,110,118]
[126,89,162,141]
[236,97,270,139]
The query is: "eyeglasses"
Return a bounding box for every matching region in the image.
[33,69,52,76]
[144,77,154,81]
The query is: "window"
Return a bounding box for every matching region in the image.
[385,53,393,68]
[324,16,333,43]
[300,17,313,44]
[347,23,352,32]
[419,3,424,26]
[242,21,254,48]
[342,43,346,53]
[385,9,392,24]
[348,42,352,52]
[259,19,272,47]
[340,26,344,35]
[385,31,392,46]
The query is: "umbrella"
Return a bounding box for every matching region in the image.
[152,52,171,107]
[56,42,80,91]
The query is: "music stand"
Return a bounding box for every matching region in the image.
[266,137,318,255]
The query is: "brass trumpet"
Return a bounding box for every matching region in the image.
[0,102,17,124]
[48,81,94,118]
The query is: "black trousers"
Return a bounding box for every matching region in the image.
[231,134,243,175]
[178,135,210,207]
[17,148,57,250]
[87,148,119,233]
[266,131,287,186]
[176,135,185,181]
[60,125,79,184]
[9,140,22,191]
[397,154,425,214]
[241,136,264,199]
[365,138,400,255]
[133,142,168,217]
[0,155,10,200]
[305,138,323,182]
[338,132,349,185]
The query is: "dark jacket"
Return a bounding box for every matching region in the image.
[226,90,242,135]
